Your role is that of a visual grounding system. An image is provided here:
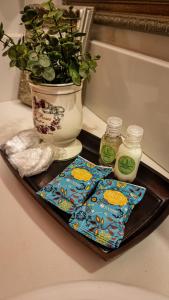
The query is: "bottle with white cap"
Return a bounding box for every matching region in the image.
[114,125,144,182]
[99,116,123,166]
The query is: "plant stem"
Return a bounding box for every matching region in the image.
[58,29,62,39]
[70,18,73,35]
[48,0,64,60]
[0,39,6,45]
[52,16,65,61]
[4,34,15,45]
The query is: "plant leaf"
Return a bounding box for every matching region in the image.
[17,57,28,70]
[29,51,38,62]
[8,46,17,60]
[41,0,54,11]
[31,64,43,76]
[72,32,86,37]
[2,50,8,56]
[10,60,16,67]
[79,61,89,79]
[3,40,9,50]
[39,54,51,67]
[27,60,36,70]
[35,45,41,53]
[21,8,37,23]
[48,51,61,60]
[88,59,97,71]
[69,63,81,85]
[42,66,55,81]
[0,22,4,40]
[53,10,64,23]
[24,5,32,13]
[16,44,28,56]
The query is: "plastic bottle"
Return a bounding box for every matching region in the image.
[114,125,144,182]
[99,116,123,166]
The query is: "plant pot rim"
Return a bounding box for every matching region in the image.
[29,81,78,87]
[29,79,83,95]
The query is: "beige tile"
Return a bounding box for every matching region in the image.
[92,25,169,62]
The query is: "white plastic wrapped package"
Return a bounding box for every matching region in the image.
[4,129,40,156]
[8,143,54,177]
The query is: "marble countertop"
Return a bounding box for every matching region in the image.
[0,100,169,299]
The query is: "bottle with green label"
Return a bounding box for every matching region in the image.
[114,125,144,182]
[99,116,123,166]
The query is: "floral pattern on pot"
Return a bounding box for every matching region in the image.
[33,96,65,134]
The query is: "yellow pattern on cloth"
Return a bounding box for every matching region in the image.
[71,168,93,181]
[86,162,95,168]
[117,181,127,188]
[96,231,112,245]
[58,200,73,211]
[104,190,128,206]
[73,223,79,230]
[39,191,46,198]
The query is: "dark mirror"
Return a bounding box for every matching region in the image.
[63,0,169,36]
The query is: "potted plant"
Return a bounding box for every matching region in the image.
[0,0,100,160]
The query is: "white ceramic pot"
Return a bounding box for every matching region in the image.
[29,82,83,160]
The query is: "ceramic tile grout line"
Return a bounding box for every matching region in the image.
[114,125,144,182]
[99,116,123,166]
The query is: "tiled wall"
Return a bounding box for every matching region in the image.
[84,41,169,172]
[92,25,169,62]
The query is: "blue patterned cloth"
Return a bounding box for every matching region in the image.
[69,179,146,249]
[37,156,112,214]
[37,186,75,214]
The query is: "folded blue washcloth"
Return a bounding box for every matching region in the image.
[69,179,146,248]
[37,156,112,214]
[37,185,75,214]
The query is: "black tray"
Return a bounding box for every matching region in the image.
[1,130,169,260]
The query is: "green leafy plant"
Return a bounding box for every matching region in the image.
[0,0,100,85]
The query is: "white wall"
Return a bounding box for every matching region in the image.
[86,24,169,171]
[0,0,62,102]
[0,0,23,102]
[85,40,169,172]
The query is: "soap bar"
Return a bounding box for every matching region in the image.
[69,204,126,249]
[37,156,112,214]
[69,179,146,249]
[45,156,111,206]
[37,187,75,214]
[94,179,146,223]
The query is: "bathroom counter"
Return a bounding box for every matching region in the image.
[0,100,169,299]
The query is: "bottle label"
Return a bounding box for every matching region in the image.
[118,156,135,175]
[101,145,116,164]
